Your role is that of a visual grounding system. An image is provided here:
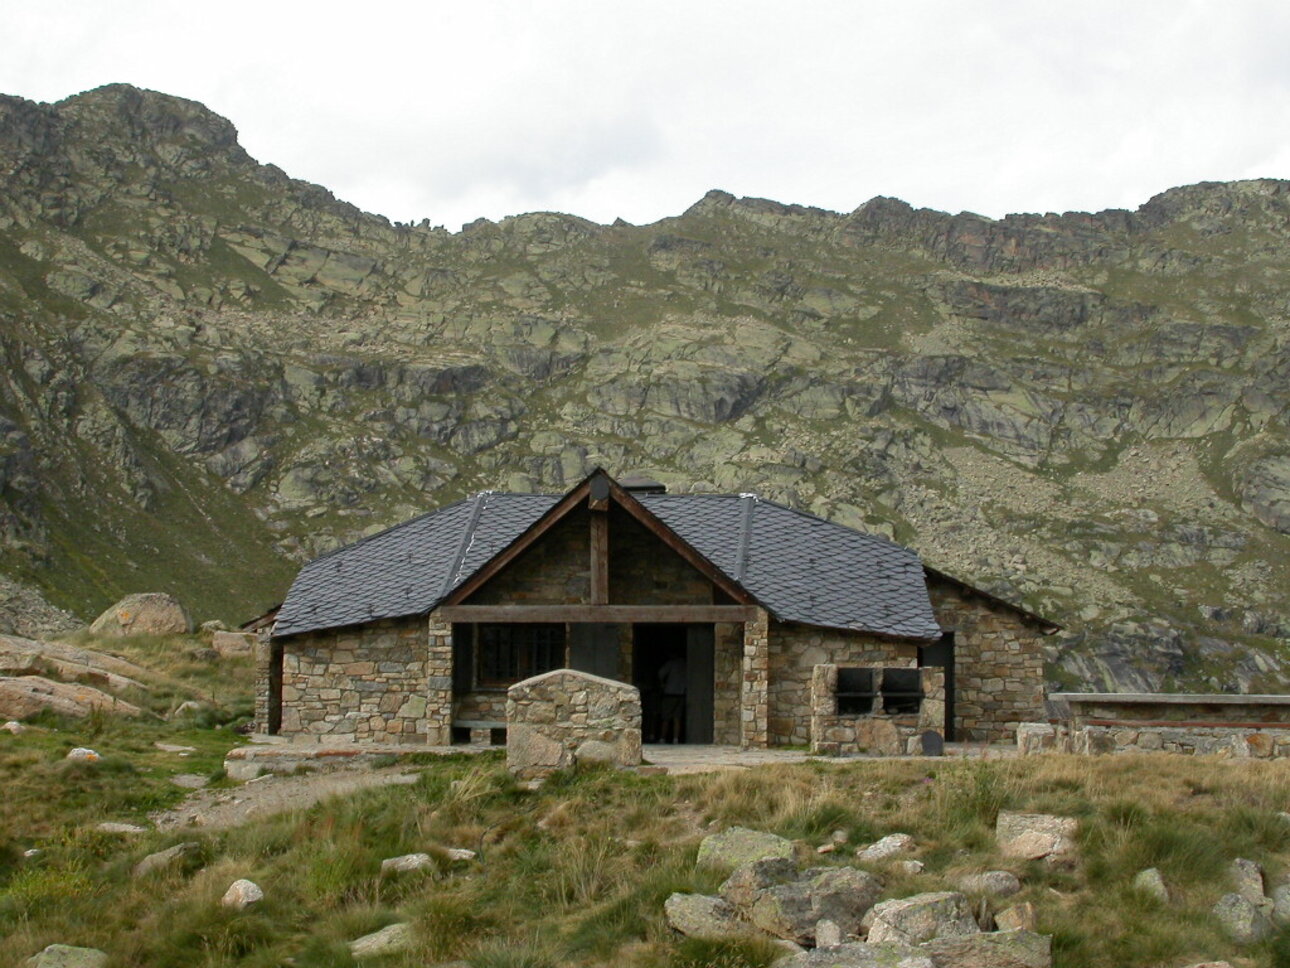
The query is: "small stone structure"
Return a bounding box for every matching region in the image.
[1019,693,1290,758]
[506,668,641,778]
[809,663,945,755]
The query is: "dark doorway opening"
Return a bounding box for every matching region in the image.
[267,638,283,734]
[632,624,714,744]
[919,631,956,741]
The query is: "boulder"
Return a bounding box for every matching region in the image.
[90,593,192,637]
[349,922,413,959]
[1271,881,1290,925]
[856,833,917,863]
[66,747,100,762]
[221,878,264,909]
[1212,892,1272,945]
[664,893,746,939]
[993,902,1037,932]
[815,918,844,948]
[957,871,1021,898]
[995,813,1077,861]
[920,930,1052,968]
[697,826,794,872]
[381,852,434,874]
[1131,868,1169,903]
[1230,858,1266,905]
[866,892,980,946]
[0,678,142,720]
[211,631,256,657]
[719,856,799,910]
[442,847,476,861]
[775,941,930,968]
[133,841,200,878]
[898,860,925,876]
[749,866,883,943]
[24,945,109,968]
[3,719,24,733]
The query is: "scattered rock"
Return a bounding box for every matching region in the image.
[856,832,916,863]
[154,742,196,753]
[920,930,1053,968]
[664,893,746,939]
[994,901,1037,932]
[200,620,228,635]
[133,841,200,878]
[1271,881,1290,925]
[1230,858,1266,905]
[897,860,925,876]
[775,941,929,968]
[442,847,476,861]
[817,843,837,854]
[815,918,843,948]
[349,922,414,959]
[211,631,256,657]
[1131,868,1169,903]
[697,826,794,872]
[221,878,264,909]
[24,944,109,968]
[995,813,1077,861]
[957,871,1021,898]
[719,857,799,910]
[66,747,100,762]
[170,773,209,789]
[23,848,40,857]
[830,829,849,845]
[867,891,980,946]
[0,678,142,720]
[750,867,884,943]
[381,852,434,874]
[97,821,146,834]
[3,719,25,733]
[1212,892,1272,945]
[89,592,192,637]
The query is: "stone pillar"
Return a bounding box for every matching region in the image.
[741,608,770,749]
[253,633,272,732]
[809,663,837,754]
[425,613,454,745]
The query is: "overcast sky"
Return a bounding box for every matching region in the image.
[4,1,1287,231]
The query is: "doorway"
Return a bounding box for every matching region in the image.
[632,624,714,744]
[919,631,956,741]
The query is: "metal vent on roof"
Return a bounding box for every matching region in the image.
[619,474,667,494]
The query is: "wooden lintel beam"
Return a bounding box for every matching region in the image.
[590,511,609,604]
[436,605,758,624]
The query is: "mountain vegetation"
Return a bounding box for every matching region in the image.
[1,83,1288,692]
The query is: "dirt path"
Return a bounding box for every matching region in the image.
[150,765,422,830]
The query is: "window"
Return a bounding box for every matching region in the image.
[476,624,565,689]
[835,667,923,716]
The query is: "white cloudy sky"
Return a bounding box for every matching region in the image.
[4,1,1287,230]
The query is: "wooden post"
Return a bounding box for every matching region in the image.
[589,476,610,605]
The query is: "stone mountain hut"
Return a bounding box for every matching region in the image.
[258,470,1056,753]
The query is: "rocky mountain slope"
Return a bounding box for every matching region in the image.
[0,83,1287,692]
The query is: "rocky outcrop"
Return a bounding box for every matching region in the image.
[0,86,1288,693]
[0,675,142,719]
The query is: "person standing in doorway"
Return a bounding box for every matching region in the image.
[658,653,687,743]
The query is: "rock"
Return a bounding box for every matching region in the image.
[993,901,1037,932]
[0,678,142,720]
[664,893,746,939]
[349,922,414,959]
[89,592,192,636]
[750,866,884,943]
[154,742,196,752]
[775,941,930,968]
[856,832,916,863]
[442,847,475,861]
[957,871,1021,898]
[200,619,228,635]
[24,944,109,968]
[220,878,264,909]
[1212,892,1272,944]
[381,852,433,874]
[719,856,799,910]
[1131,867,1169,902]
[697,826,795,872]
[1230,858,1266,904]
[169,773,209,789]
[995,813,1077,861]
[920,930,1052,968]
[211,631,255,657]
[96,821,146,834]
[1271,881,1290,925]
[815,918,843,948]
[168,700,209,720]
[3,719,25,733]
[133,841,200,877]
[506,722,572,777]
[898,860,925,875]
[817,843,837,855]
[866,892,980,946]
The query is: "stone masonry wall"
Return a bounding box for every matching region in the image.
[927,579,1045,742]
[1018,721,1290,758]
[280,616,431,742]
[768,621,916,746]
[714,622,742,744]
[469,507,590,604]
[506,668,642,778]
[810,663,945,755]
[608,505,721,605]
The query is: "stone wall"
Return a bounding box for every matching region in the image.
[741,609,770,748]
[469,508,590,604]
[809,663,945,755]
[714,622,742,744]
[767,621,916,746]
[609,506,722,604]
[1018,721,1290,758]
[506,668,642,778]
[927,578,1046,742]
[279,616,431,742]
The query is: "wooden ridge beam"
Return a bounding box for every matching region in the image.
[436,605,758,624]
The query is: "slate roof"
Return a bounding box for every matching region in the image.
[273,488,942,641]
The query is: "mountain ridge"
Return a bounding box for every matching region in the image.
[1,84,1287,693]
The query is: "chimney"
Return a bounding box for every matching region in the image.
[619,474,667,495]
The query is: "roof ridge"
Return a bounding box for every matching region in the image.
[734,494,756,582]
[439,491,490,598]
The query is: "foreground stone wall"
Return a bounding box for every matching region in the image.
[279,617,431,742]
[809,663,946,755]
[768,621,915,746]
[506,668,641,778]
[927,579,1045,742]
[1018,721,1290,758]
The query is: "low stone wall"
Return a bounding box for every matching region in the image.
[809,663,945,755]
[506,668,642,778]
[1018,721,1290,758]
